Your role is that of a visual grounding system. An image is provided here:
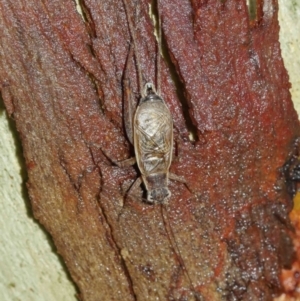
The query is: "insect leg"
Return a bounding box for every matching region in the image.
[115,157,136,168]
[156,2,162,96]
[160,205,202,301]
[169,172,194,194]
[125,176,143,203]
[122,0,144,95]
[123,44,135,145]
[169,172,187,184]
[101,148,136,168]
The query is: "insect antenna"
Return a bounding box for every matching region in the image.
[160,204,202,301]
[122,0,144,96]
[156,2,162,96]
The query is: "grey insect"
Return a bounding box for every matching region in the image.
[115,1,186,204]
[115,77,185,203]
[133,82,175,203]
[115,4,200,299]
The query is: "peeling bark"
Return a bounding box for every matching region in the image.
[0,0,299,300]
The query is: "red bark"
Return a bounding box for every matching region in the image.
[0,0,299,300]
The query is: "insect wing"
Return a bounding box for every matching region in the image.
[134,101,173,177]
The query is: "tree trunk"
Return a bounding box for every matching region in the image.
[0,0,299,300]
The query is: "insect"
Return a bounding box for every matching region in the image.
[115,2,202,300]
[133,81,174,202]
[118,0,186,204]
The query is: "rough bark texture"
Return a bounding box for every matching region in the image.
[0,0,299,300]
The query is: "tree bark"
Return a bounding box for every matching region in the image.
[0,0,299,300]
